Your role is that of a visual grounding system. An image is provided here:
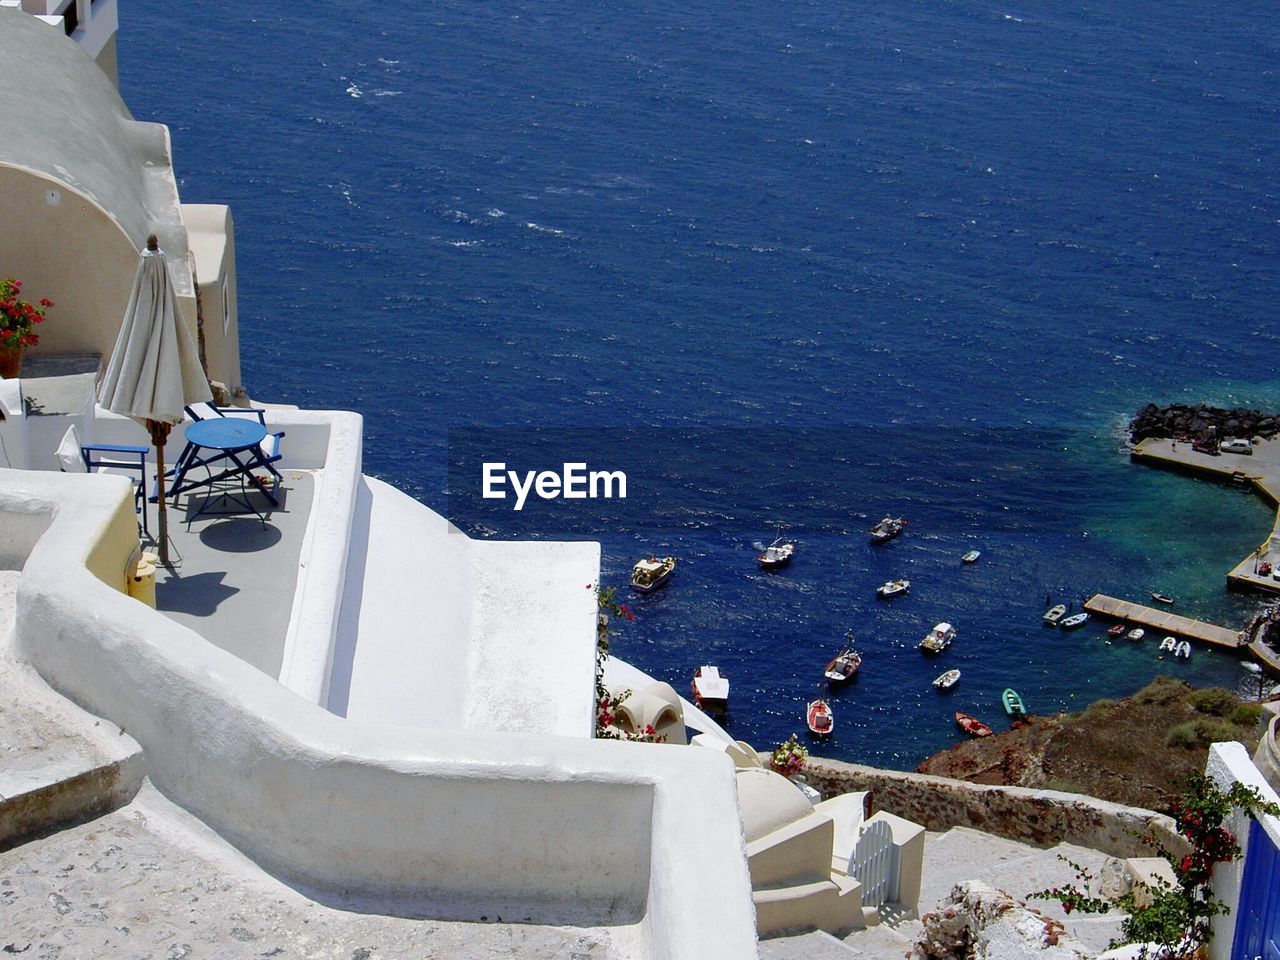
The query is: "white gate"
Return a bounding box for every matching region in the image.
[850,818,895,910]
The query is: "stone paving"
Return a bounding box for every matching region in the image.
[0,783,633,960]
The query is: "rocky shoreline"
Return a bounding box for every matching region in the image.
[1130,402,1280,444]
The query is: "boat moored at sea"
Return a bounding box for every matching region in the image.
[1151,592,1176,605]
[1059,612,1089,630]
[919,622,956,654]
[1001,688,1027,717]
[691,665,730,714]
[955,712,993,737]
[962,550,981,563]
[823,636,862,684]
[1043,604,1067,625]
[933,669,960,691]
[1174,640,1191,659]
[631,555,676,593]
[876,578,910,599]
[870,516,906,544]
[757,530,796,570]
[1108,624,1126,638]
[1126,628,1146,642]
[807,696,834,737]
[1159,636,1177,653]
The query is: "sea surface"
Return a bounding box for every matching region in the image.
[119,0,1279,769]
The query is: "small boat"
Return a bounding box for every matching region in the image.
[1043,604,1067,625]
[691,665,730,714]
[824,637,862,684]
[870,516,906,544]
[1002,688,1027,716]
[919,621,956,654]
[876,578,910,599]
[1159,636,1177,653]
[1059,612,1090,630]
[630,555,676,593]
[758,530,796,570]
[962,550,981,564]
[933,668,961,691]
[955,712,993,737]
[807,696,834,737]
[1107,624,1126,637]
[1150,592,1176,605]
[1126,628,1146,642]
[1174,641,1191,659]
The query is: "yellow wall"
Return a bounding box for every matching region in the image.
[83,485,139,595]
[0,164,200,368]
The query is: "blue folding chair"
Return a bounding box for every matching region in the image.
[56,424,151,536]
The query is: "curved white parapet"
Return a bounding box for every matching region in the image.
[272,410,362,704]
[3,470,758,958]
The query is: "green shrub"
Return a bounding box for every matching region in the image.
[1080,698,1117,723]
[1166,717,1243,748]
[1229,703,1263,727]
[1134,676,1187,705]
[1189,687,1239,717]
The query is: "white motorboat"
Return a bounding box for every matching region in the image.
[1174,641,1191,659]
[876,578,910,599]
[932,668,961,691]
[631,555,676,593]
[758,531,795,570]
[1126,628,1146,642]
[1159,636,1177,652]
[962,550,981,563]
[1059,612,1089,630]
[870,516,906,543]
[691,665,730,714]
[919,622,956,654]
[1043,604,1067,625]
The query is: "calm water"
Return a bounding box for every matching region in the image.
[119,0,1279,768]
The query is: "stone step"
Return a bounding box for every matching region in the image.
[838,922,915,959]
[0,571,145,846]
[760,929,861,960]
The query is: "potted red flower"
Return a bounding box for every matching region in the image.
[0,277,53,378]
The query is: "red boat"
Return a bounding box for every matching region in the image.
[1107,623,1125,637]
[823,634,862,684]
[955,712,992,738]
[807,698,834,737]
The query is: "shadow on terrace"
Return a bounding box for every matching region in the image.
[155,475,313,677]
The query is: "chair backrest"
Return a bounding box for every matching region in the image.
[186,402,267,425]
[56,424,88,473]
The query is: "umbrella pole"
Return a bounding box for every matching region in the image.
[148,420,173,566]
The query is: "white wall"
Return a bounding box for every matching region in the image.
[1206,741,1280,960]
[2,469,759,958]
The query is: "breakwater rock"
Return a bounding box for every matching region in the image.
[1130,402,1280,444]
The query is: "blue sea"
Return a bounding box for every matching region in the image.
[119,0,1279,769]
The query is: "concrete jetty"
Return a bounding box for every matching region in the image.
[1130,436,1280,594]
[1083,594,1243,651]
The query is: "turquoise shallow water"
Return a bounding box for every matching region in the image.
[118,0,1278,768]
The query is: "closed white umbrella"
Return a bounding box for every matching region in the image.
[98,235,211,564]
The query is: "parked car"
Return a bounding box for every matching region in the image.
[1221,438,1253,455]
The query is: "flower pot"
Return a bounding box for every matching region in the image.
[0,345,21,379]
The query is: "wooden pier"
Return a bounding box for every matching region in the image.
[1083,594,1244,651]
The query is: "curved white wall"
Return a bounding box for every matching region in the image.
[3,470,758,958]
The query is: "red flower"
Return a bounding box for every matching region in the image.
[39,298,53,308]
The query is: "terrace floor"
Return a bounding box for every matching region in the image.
[152,469,315,680]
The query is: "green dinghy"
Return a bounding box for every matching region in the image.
[1001,688,1027,717]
